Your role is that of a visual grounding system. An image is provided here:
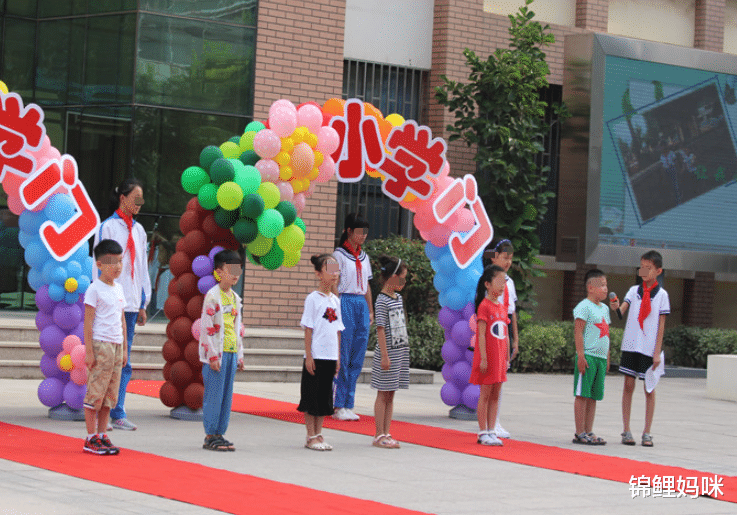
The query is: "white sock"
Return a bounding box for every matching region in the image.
[87,434,96,440]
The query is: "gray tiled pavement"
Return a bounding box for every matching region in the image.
[0,373,735,514]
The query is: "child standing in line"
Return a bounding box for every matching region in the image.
[199,250,245,451]
[371,256,409,449]
[83,239,127,455]
[470,265,510,446]
[483,239,519,439]
[572,269,611,445]
[332,213,373,421]
[609,250,669,447]
[298,254,344,451]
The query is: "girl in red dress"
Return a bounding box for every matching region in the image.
[470,265,510,446]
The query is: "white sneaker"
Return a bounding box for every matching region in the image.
[494,423,511,439]
[332,408,352,421]
[106,423,113,432]
[344,409,360,421]
[478,432,503,446]
[112,418,137,431]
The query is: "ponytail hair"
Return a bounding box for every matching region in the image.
[474,265,505,314]
[310,253,333,271]
[108,177,143,216]
[338,213,370,247]
[377,255,407,282]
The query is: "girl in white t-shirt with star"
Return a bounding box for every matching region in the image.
[298,254,344,451]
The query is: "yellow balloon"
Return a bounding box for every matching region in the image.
[366,168,385,180]
[307,167,319,181]
[313,151,324,167]
[220,141,240,159]
[304,133,318,148]
[279,165,293,181]
[385,113,405,126]
[0,81,8,95]
[275,151,291,166]
[294,126,308,141]
[247,234,273,256]
[240,132,255,152]
[282,250,300,268]
[280,137,294,153]
[59,354,73,372]
[64,277,78,293]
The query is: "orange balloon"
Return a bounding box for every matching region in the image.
[322,98,345,117]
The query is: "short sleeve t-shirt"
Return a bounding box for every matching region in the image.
[300,291,345,360]
[573,298,611,359]
[375,292,408,348]
[333,247,373,295]
[84,280,126,344]
[220,289,237,353]
[497,275,517,315]
[621,284,670,356]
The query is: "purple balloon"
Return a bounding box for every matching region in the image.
[53,303,83,331]
[451,360,472,387]
[35,311,55,332]
[461,384,480,410]
[451,320,472,348]
[197,275,218,294]
[63,381,86,410]
[40,354,62,379]
[465,348,474,363]
[38,377,65,407]
[192,255,214,278]
[35,285,56,314]
[440,382,461,407]
[462,302,475,320]
[441,363,453,383]
[441,340,463,364]
[437,306,462,331]
[39,325,67,357]
[208,246,225,261]
[68,321,84,343]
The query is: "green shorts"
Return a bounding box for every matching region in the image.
[573,355,607,401]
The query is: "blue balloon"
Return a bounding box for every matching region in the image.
[27,267,44,291]
[76,275,91,294]
[18,229,33,249]
[50,265,67,285]
[439,252,456,271]
[444,286,466,311]
[48,282,65,302]
[44,193,77,224]
[72,245,89,263]
[18,210,45,233]
[424,241,447,261]
[81,256,93,279]
[64,291,80,304]
[433,272,453,292]
[430,258,442,273]
[25,239,51,268]
[67,260,82,279]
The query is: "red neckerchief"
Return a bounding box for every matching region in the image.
[343,240,362,288]
[116,209,136,280]
[638,281,655,330]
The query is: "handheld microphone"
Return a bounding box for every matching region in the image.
[609,292,623,320]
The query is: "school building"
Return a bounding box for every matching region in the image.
[0,0,735,330]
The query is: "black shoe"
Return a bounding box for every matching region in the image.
[84,436,110,455]
[99,434,120,455]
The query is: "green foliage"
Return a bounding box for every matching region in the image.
[368,313,445,371]
[434,0,568,314]
[663,326,737,368]
[363,236,439,316]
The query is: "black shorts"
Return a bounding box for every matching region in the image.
[297,359,336,417]
[619,351,653,379]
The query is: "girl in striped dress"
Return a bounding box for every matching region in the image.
[371,256,409,449]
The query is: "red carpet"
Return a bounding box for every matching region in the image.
[0,421,428,515]
[129,380,736,503]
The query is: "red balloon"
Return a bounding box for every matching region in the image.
[170,360,193,388]
[179,230,209,260]
[167,277,178,296]
[170,316,193,344]
[213,232,240,250]
[183,340,200,368]
[201,213,220,240]
[163,361,173,382]
[169,251,192,277]
[163,295,186,321]
[183,382,204,410]
[186,295,204,320]
[176,272,199,301]
[186,197,200,212]
[159,381,182,407]
[162,339,182,363]
[179,210,200,235]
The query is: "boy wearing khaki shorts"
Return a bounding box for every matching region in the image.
[83,239,127,455]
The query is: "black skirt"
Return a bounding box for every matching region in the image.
[297,359,337,417]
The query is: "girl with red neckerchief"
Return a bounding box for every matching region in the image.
[331,213,373,421]
[93,178,151,432]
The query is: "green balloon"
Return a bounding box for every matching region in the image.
[294,217,306,233]
[234,165,261,195]
[200,145,223,170]
[198,183,219,210]
[240,193,265,220]
[276,224,306,253]
[275,201,297,227]
[246,250,261,266]
[181,166,210,195]
[214,206,239,228]
[209,158,235,186]
[257,209,285,239]
[245,121,266,133]
[247,234,273,256]
[260,242,284,270]
[239,150,260,166]
[228,135,241,144]
[217,181,244,211]
[232,218,259,244]
[229,158,246,175]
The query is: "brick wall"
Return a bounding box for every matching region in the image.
[561,265,598,321]
[695,0,725,51]
[682,272,715,327]
[575,0,608,32]
[244,0,345,328]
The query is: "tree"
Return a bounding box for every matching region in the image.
[434,0,567,315]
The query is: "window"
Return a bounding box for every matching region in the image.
[537,85,563,256]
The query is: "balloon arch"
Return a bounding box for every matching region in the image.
[0,82,494,415]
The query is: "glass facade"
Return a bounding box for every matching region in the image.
[0,0,257,313]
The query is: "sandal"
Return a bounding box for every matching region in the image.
[384,434,401,449]
[305,434,328,451]
[373,434,395,448]
[203,435,229,451]
[572,432,595,445]
[642,433,654,447]
[586,432,606,445]
[218,435,235,452]
[621,431,636,446]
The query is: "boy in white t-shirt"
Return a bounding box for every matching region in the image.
[609,250,670,448]
[83,239,127,455]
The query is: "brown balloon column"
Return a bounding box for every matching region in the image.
[160,197,239,415]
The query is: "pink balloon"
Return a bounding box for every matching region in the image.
[428,224,452,247]
[70,367,87,385]
[316,155,335,182]
[305,182,316,198]
[253,129,282,159]
[191,318,201,341]
[8,195,24,215]
[269,106,297,138]
[439,161,450,178]
[276,181,294,202]
[316,126,340,155]
[269,99,297,119]
[70,345,86,369]
[48,147,61,160]
[255,159,280,183]
[413,208,436,233]
[293,193,306,214]
[291,142,314,176]
[297,104,323,134]
[2,173,24,198]
[455,207,475,232]
[62,334,82,354]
